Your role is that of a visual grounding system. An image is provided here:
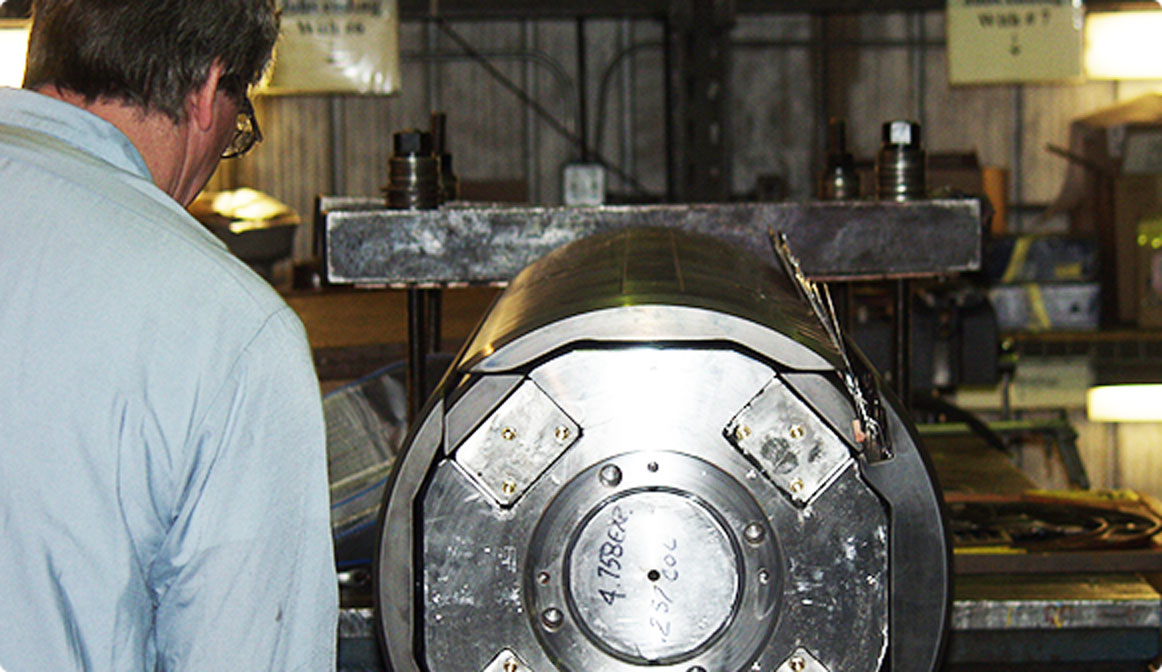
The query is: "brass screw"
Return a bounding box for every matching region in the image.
[790,478,805,494]
[555,425,571,442]
[501,427,517,441]
[504,658,520,672]
[734,425,751,442]
[789,656,806,672]
[501,480,517,496]
[789,425,805,440]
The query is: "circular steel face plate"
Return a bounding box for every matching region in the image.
[526,451,783,670]
[565,489,740,663]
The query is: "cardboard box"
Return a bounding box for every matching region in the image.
[1046,95,1162,325]
[1137,217,1162,327]
[1115,175,1162,325]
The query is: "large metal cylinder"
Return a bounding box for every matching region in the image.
[375,227,950,672]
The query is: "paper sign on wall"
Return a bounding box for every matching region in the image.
[264,0,399,95]
[947,0,1083,84]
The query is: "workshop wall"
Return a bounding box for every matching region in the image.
[211,10,1160,260]
[209,9,1162,499]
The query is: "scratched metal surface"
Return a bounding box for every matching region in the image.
[417,348,888,672]
[322,199,982,285]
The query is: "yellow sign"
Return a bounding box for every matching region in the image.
[947,0,1083,84]
[265,0,400,95]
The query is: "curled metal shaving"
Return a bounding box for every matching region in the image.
[769,230,891,461]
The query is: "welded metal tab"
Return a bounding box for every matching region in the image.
[777,647,830,672]
[481,649,534,672]
[725,376,854,505]
[453,379,579,507]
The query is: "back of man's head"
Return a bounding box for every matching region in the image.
[23,0,279,123]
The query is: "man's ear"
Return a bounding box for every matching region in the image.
[188,60,225,133]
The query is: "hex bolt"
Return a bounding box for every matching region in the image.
[501,427,517,441]
[554,425,571,442]
[743,522,766,545]
[599,464,623,487]
[393,129,432,156]
[789,656,806,672]
[788,425,805,440]
[541,607,564,630]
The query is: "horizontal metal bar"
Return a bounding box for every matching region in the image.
[323,199,982,286]
[955,548,1162,575]
[953,575,1162,631]
[397,0,945,19]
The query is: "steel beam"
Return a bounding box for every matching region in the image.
[323,198,982,285]
[397,0,945,19]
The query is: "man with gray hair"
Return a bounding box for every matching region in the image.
[0,1,337,669]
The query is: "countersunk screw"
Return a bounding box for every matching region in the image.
[555,425,571,442]
[788,425,805,440]
[504,658,520,672]
[501,427,517,441]
[734,425,752,442]
[743,522,766,545]
[501,480,518,496]
[599,464,622,487]
[789,478,805,494]
[541,607,564,630]
[789,656,806,672]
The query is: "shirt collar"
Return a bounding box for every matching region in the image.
[0,86,153,182]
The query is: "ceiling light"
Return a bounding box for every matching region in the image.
[1085,10,1162,80]
[1087,384,1162,422]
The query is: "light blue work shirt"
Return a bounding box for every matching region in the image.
[0,87,337,671]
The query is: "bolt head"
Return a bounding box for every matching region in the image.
[541,607,564,630]
[393,129,432,157]
[555,425,571,442]
[501,427,517,441]
[599,464,623,487]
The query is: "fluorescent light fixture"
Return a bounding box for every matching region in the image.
[1085,11,1162,80]
[1087,384,1162,422]
[0,19,29,88]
